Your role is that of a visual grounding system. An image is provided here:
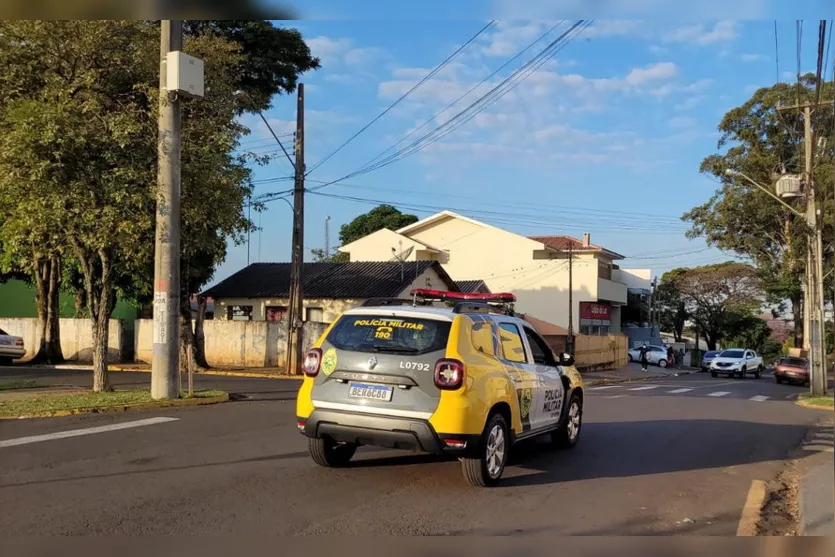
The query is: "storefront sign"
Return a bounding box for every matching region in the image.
[580,302,611,321]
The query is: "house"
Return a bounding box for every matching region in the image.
[339,210,635,334]
[455,280,490,294]
[199,261,458,323]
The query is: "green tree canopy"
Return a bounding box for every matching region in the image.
[655,270,688,342]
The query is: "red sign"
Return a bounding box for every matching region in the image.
[580,302,611,321]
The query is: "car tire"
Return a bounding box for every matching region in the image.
[736,367,746,379]
[711,371,717,378]
[0,357,12,366]
[552,392,583,449]
[754,366,762,379]
[308,437,357,468]
[775,376,783,384]
[462,412,509,487]
[658,359,668,369]
[628,354,633,362]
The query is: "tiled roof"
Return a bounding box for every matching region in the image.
[455,279,488,293]
[200,261,458,299]
[529,235,602,252]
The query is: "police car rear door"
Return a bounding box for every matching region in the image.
[520,324,565,431]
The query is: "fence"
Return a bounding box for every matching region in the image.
[574,334,628,371]
[134,319,329,368]
[0,318,124,363]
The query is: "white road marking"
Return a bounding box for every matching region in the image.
[0,417,179,449]
[749,395,769,402]
[785,394,797,399]
[628,385,660,391]
[590,385,621,390]
[668,388,693,394]
[707,391,731,397]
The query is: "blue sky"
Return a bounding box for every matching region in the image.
[211,16,835,288]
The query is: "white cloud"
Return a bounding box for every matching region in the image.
[648,45,668,55]
[664,20,740,46]
[741,53,769,62]
[624,62,678,85]
[307,35,384,68]
[669,116,697,129]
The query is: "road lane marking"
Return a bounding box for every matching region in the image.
[749,395,769,402]
[736,479,766,536]
[668,388,693,394]
[628,385,660,391]
[590,385,621,390]
[0,417,179,449]
[707,391,731,397]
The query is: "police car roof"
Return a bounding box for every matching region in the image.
[344,305,456,321]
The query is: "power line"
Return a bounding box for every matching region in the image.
[258,112,295,171]
[304,19,497,177]
[308,20,591,193]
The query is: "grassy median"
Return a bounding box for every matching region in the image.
[797,392,835,410]
[0,389,228,418]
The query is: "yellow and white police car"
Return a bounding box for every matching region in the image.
[296,289,584,487]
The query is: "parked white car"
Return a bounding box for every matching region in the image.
[710,348,763,379]
[627,344,670,368]
[0,327,25,365]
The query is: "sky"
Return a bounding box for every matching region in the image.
[211,13,835,289]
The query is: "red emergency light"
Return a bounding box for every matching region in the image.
[409,289,517,303]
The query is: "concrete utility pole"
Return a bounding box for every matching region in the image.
[567,242,574,355]
[286,84,305,375]
[151,20,183,400]
[324,215,331,259]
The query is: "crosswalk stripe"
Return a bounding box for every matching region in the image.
[668,388,693,394]
[749,395,769,402]
[707,391,731,397]
[629,385,660,391]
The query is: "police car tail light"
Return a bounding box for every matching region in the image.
[14,339,23,346]
[303,348,322,377]
[443,439,467,449]
[434,358,465,390]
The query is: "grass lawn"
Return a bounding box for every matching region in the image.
[797,392,835,410]
[0,389,227,418]
[0,380,40,391]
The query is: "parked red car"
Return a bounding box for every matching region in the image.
[774,356,809,386]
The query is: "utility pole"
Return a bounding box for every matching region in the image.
[324,215,331,259]
[151,20,183,400]
[286,84,305,376]
[247,199,252,266]
[567,242,574,355]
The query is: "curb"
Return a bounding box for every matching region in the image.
[0,392,229,420]
[795,398,835,411]
[736,479,767,536]
[585,374,670,387]
[27,364,303,381]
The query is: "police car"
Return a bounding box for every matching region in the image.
[295,289,585,487]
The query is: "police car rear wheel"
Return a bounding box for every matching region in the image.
[462,413,508,487]
[552,392,583,449]
[308,437,357,468]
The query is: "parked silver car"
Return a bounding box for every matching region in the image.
[700,350,719,372]
[627,344,670,368]
[0,327,25,365]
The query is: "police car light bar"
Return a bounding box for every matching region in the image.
[409,289,517,303]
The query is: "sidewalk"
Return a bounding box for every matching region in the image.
[580,364,694,386]
[799,450,834,536]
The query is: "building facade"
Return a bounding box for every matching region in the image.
[340,210,639,334]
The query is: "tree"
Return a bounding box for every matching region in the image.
[326,205,420,259]
[655,271,688,342]
[671,262,765,350]
[684,76,835,348]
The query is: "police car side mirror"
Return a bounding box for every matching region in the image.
[560,353,575,366]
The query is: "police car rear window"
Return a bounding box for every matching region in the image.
[326,315,451,355]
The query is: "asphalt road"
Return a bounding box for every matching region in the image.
[0,366,830,535]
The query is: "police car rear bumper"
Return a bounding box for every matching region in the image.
[298,409,481,456]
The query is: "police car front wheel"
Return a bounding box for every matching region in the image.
[308,437,357,468]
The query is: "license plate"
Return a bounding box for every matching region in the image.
[348,382,393,402]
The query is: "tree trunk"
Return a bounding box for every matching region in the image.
[31,255,64,364]
[179,295,208,375]
[74,286,87,318]
[194,296,209,368]
[73,244,114,392]
[791,295,803,348]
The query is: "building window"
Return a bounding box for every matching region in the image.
[598,260,612,280]
[266,306,287,322]
[305,307,324,322]
[227,305,252,321]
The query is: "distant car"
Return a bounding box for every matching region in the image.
[701,351,719,372]
[710,348,763,379]
[774,356,809,386]
[0,327,25,365]
[627,345,670,368]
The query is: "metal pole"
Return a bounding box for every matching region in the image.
[247,199,251,266]
[567,242,574,355]
[286,84,305,375]
[151,20,182,400]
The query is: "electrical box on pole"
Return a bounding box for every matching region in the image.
[166,51,205,99]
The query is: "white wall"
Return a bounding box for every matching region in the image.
[615,268,652,291]
[0,318,124,363]
[214,297,363,323]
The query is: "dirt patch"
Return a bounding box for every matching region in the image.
[757,464,800,536]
